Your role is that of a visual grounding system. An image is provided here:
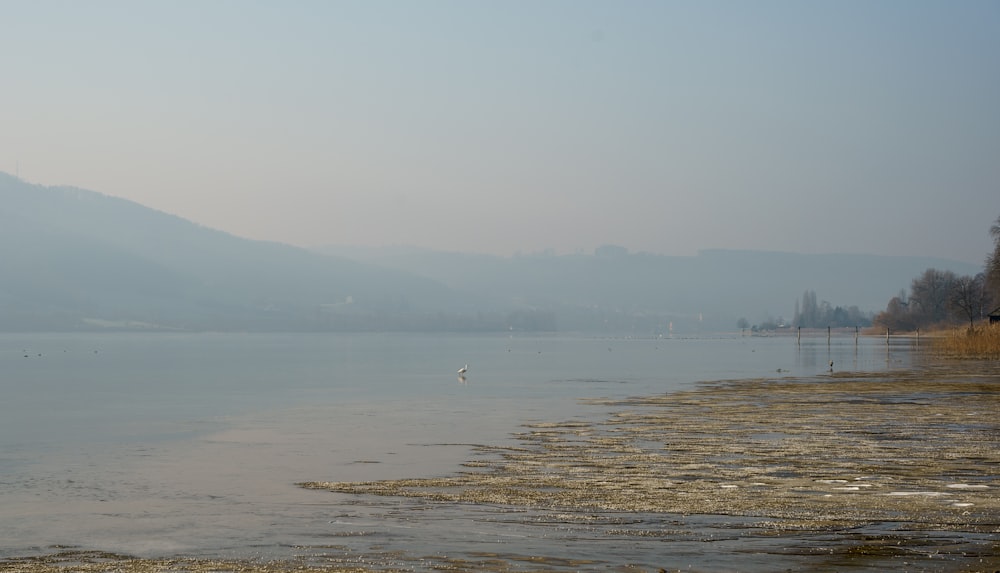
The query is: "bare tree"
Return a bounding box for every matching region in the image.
[874,295,915,333]
[986,215,1000,312]
[948,273,987,327]
[909,268,957,325]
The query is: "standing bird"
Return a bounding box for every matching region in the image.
[457,364,468,375]
[829,360,834,372]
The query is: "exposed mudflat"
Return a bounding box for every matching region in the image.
[306,369,999,527]
[5,366,999,572]
[302,367,1000,570]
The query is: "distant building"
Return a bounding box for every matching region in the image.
[988,306,1000,324]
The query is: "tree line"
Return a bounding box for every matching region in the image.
[738,291,874,331]
[875,215,1000,332]
[793,290,873,328]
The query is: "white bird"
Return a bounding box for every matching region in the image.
[457,364,468,375]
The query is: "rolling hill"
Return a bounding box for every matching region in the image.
[0,173,467,331]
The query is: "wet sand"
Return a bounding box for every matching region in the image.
[5,364,999,572]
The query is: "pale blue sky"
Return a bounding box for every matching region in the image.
[2,1,998,263]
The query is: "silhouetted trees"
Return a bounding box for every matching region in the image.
[986,215,1000,311]
[909,268,957,325]
[876,290,917,332]
[875,269,991,331]
[948,273,988,327]
[793,289,872,328]
[875,215,1000,331]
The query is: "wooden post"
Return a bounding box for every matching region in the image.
[886,328,890,344]
[827,325,831,344]
[797,326,801,344]
[855,325,859,344]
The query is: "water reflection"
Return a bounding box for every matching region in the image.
[794,334,918,373]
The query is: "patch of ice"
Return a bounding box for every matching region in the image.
[946,483,988,490]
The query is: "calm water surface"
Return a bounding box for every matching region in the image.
[0,332,919,568]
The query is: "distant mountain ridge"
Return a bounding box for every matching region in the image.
[1,172,983,333]
[0,173,466,331]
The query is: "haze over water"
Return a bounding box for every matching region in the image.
[0,332,918,568]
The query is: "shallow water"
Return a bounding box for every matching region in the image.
[0,332,923,568]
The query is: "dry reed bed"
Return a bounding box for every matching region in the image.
[931,323,1000,359]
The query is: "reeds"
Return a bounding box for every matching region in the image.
[932,322,1000,359]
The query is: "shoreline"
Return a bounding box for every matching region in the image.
[305,368,1000,525]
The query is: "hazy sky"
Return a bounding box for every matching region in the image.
[2,1,998,263]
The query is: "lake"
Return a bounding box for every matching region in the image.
[0,331,921,569]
